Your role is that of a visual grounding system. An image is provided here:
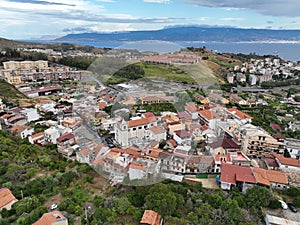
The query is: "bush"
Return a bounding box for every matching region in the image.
[284,187,300,197]
[293,197,300,207]
[269,200,281,209]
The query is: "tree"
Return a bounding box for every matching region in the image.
[245,186,272,208]
[221,199,242,224]
[145,183,178,216]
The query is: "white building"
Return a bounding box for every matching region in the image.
[249,74,258,86]
[20,108,40,122]
[128,162,148,180]
[115,117,157,148]
[286,138,300,159]
[44,127,60,144]
[274,153,300,172]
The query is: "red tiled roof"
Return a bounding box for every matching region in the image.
[253,167,288,186]
[272,133,286,140]
[273,154,300,167]
[270,123,281,130]
[177,112,192,120]
[147,148,163,159]
[264,157,279,168]
[33,211,67,225]
[57,133,75,142]
[140,210,162,225]
[209,138,240,150]
[174,130,190,138]
[129,162,147,171]
[227,108,253,120]
[31,131,45,139]
[220,164,256,185]
[185,103,198,113]
[142,112,156,118]
[127,117,155,128]
[10,125,31,134]
[149,126,165,134]
[0,188,18,209]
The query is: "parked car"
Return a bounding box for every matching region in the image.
[287,203,298,213]
[50,203,58,210]
[278,200,288,210]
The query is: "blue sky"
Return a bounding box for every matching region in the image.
[0,0,299,39]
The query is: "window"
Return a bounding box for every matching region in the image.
[133,128,136,131]
[139,127,142,129]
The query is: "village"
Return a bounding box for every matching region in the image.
[0,53,300,224]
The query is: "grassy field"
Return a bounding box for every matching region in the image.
[138,61,218,85]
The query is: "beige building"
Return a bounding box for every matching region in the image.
[240,124,285,156]
[3,60,48,70]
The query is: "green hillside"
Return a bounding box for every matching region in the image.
[0,79,27,101]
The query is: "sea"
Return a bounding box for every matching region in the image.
[26,40,300,62]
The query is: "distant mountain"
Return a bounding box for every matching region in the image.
[56,26,300,42]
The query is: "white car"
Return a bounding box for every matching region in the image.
[278,200,288,210]
[50,203,58,210]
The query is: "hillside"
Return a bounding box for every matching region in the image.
[56,26,300,42]
[0,79,27,103]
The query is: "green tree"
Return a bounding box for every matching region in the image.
[245,186,272,208]
[145,183,178,216]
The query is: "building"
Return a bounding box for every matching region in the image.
[10,125,34,139]
[0,188,18,211]
[128,162,148,180]
[286,138,300,159]
[227,72,235,83]
[265,214,300,225]
[240,124,285,156]
[140,93,175,104]
[33,211,68,225]
[28,131,45,145]
[44,127,60,144]
[115,117,157,148]
[249,74,258,86]
[252,167,289,190]
[76,142,108,164]
[140,210,163,225]
[273,153,300,171]
[220,164,256,192]
[20,108,40,122]
[173,130,192,145]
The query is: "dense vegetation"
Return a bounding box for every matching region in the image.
[58,56,97,70]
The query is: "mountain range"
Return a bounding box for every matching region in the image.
[56,26,300,43]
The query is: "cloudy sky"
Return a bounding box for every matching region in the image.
[1,0,299,39]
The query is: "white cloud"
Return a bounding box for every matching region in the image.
[184,0,300,17]
[220,18,245,21]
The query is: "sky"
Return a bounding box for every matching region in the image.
[1,0,300,39]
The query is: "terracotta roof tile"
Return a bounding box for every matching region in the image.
[57,133,75,142]
[227,108,253,120]
[0,188,18,209]
[273,153,300,168]
[33,211,67,225]
[253,167,288,186]
[220,164,256,184]
[129,162,147,171]
[127,117,155,128]
[149,126,165,134]
[140,210,162,225]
